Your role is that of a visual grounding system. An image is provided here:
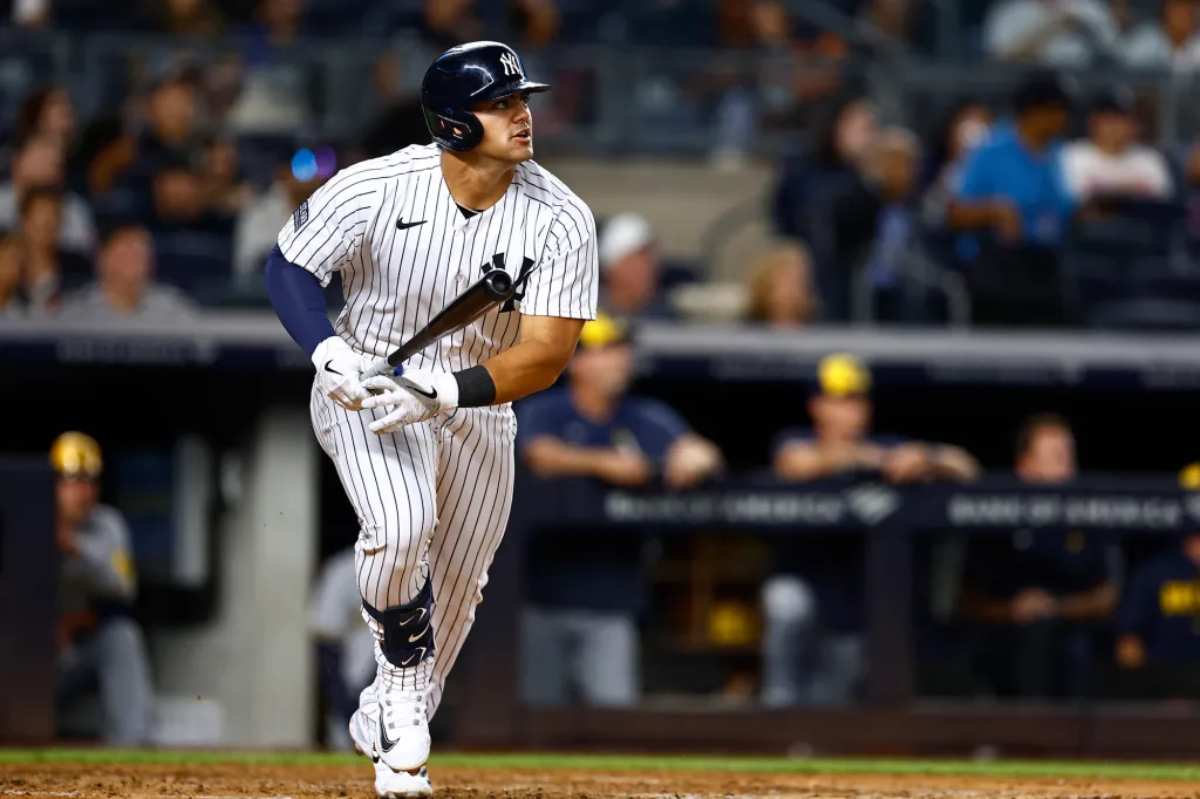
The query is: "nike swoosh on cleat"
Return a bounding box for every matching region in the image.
[378,715,398,753]
[324,359,342,376]
[396,218,426,231]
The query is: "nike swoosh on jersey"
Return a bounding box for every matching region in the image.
[396,218,426,231]
[324,360,342,376]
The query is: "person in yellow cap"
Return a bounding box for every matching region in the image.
[761,354,979,707]
[515,314,722,706]
[50,432,153,745]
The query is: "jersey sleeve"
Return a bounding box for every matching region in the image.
[519,200,598,319]
[276,167,379,287]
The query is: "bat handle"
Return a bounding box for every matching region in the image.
[362,357,404,380]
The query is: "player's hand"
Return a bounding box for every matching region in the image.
[361,370,459,434]
[1010,588,1058,624]
[592,449,654,486]
[882,443,933,484]
[312,336,370,411]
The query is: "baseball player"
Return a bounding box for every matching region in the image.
[265,42,596,798]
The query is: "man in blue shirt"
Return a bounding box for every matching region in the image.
[516,314,722,706]
[949,72,1076,326]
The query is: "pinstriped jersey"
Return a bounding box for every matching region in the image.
[276,143,598,372]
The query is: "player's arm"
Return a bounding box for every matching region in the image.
[524,437,653,486]
[483,314,583,404]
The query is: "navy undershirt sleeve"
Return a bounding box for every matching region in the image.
[265,245,336,357]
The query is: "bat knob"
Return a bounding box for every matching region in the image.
[392,365,405,377]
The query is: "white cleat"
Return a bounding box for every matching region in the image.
[374,764,432,798]
[375,683,430,774]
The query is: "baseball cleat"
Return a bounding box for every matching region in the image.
[374,683,430,774]
[375,765,432,798]
[349,706,377,762]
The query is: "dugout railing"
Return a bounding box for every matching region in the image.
[452,475,1200,757]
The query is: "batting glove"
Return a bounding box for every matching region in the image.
[312,336,370,412]
[361,369,459,434]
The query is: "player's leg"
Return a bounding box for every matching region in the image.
[573,611,639,706]
[425,406,517,718]
[311,383,439,777]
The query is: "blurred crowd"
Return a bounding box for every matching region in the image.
[6,2,1200,328]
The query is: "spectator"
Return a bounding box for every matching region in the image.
[598,213,675,319]
[128,63,205,214]
[421,0,484,50]
[856,0,938,55]
[14,85,77,151]
[959,413,1120,698]
[144,0,224,36]
[1114,531,1200,686]
[1062,88,1172,204]
[773,94,879,319]
[233,148,326,279]
[762,354,978,707]
[0,235,23,318]
[226,0,312,134]
[50,432,154,745]
[19,186,90,311]
[511,0,562,48]
[517,315,722,706]
[984,0,1118,67]
[745,242,818,327]
[922,100,992,230]
[359,51,432,159]
[0,135,97,256]
[60,224,195,322]
[949,72,1075,326]
[201,136,251,218]
[309,547,375,750]
[151,156,231,235]
[856,127,928,320]
[1122,0,1200,70]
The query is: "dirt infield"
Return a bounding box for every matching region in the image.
[3,762,1200,799]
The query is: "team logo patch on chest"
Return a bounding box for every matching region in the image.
[481,253,536,312]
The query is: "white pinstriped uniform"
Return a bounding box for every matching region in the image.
[279,143,597,714]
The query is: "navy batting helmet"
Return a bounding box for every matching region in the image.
[421,41,550,152]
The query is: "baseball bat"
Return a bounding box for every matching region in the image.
[362,269,515,378]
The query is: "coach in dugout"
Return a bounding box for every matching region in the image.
[1109,464,1200,697]
[959,413,1120,699]
[516,314,722,706]
[761,353,979,705]
[50,432,154,744]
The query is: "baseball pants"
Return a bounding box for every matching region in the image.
[310,380,516,716]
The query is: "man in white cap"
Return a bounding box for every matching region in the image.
[598,213,676,319]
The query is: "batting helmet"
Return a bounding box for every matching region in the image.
[421,41,550,152]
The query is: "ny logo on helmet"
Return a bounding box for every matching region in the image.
[500,52,521,77]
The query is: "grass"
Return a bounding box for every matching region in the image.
[1,749,1200,782]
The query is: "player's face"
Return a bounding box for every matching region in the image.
[810,394,871,442]
[472,92,535,163]
[571,343,634,399]
[56,476,97,526]
[1017,427,1077,484]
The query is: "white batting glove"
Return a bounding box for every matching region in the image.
[361,369,459,434]
[312,336,370,411]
